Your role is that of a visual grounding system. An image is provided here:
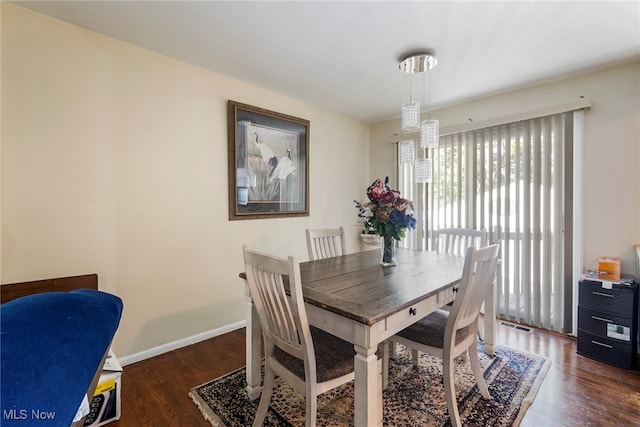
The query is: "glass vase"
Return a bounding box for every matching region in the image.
[380,235,397,267]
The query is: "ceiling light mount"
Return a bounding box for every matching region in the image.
[399,53,437,74]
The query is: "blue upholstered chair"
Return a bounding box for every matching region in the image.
[1,289,123,427]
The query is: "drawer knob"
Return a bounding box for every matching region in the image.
[409,307,417,316]
[452,287,459,293]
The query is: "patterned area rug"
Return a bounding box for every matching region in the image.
[189,343,550,426]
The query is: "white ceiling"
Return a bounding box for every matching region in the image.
[13,1,640,123]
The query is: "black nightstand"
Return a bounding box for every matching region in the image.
[577,279,638,369]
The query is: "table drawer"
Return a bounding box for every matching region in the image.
[577,329,635,369]
[578,280,636,314]
[385,296,440,335]
[577,306,635,342]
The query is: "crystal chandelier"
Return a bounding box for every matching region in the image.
[398,52,439,179]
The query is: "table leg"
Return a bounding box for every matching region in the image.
[353,343,382,427]
[484,281,496,356]
[244,280,262,400]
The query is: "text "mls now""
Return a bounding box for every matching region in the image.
[3,409,57,420]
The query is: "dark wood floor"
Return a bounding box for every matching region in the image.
[111,323,640,426]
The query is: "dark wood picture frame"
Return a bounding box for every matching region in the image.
[228,100,310,220]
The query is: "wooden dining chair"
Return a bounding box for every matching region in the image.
[243,245,382,427]
[389,244,500,427]
[432,227,489,340]
[305,226,347,260]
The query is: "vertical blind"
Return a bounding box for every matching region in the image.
[399,113,571,332]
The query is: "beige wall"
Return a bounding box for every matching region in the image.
[1,4,371,359]
[372,61,640,276]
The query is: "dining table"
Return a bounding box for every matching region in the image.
[240,247,496,427]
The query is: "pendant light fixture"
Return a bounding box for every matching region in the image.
[420,119,439,149]
[398,139,415,164]
[419,55,439,149]
[415,157,433,183]
[399,52,439,146]
[400,54,423,130]
[398,51,439,181]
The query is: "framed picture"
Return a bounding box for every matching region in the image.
[228,100,310,220]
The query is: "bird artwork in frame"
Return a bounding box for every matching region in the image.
[247,125,297,203]
[228,100,309,220]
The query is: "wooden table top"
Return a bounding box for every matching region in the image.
[298,248,464,326]
[240,248,465,326]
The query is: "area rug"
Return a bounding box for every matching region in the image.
[189,343,550,426]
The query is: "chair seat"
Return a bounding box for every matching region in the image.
[395,309,473,348]
[274,327,384,383]
[274,326,356,382]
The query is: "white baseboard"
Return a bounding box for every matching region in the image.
[119,320,246,366]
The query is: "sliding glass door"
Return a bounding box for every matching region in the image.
[399,112,573,333]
